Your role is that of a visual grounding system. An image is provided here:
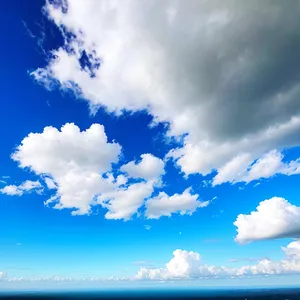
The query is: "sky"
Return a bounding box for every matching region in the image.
[1,0,300,291]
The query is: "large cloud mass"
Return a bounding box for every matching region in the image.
[234,197,300,244]
[32,0,300,184]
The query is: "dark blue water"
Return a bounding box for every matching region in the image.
[0,288,300,299]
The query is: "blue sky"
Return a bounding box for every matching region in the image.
[1,0,300,290]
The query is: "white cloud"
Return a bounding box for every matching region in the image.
[21,180,42,191]
[44,177,57,189]
[32,0,300,184]
[3,241,300,282]
[145,188,210,219]
[282,240,300,259]
[136,249,203,280]
[136,240,300,280]
[237,241,300,276]
[11,123,167,219]
[97,181,154,220]
[213,150,300,185]
[115,174,127,186]
[234,197,300,244]
[136,248,233,280]
[0,180,42,196]
[94,154,165,220]
[212,153,252,186]
[0,185,21,196]
[121,154,165,182]
[12,123,121,215]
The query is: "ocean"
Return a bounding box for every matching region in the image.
[0,288,300,300]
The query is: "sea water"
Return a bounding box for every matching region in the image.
[0,288,300,299]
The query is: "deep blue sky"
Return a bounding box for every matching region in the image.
[1,0,300,290]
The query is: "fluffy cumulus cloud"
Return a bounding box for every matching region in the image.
[97,181,154,220]
[12,123,121,215]
[136,241,300,280]
[12,123,208,220]
[121,154,165,182]
[145,188,210,219]
[32,0,300,184]
[234,197,300,244]
[0,180,42,196]
[96,154,165,220]
[136,249,238,280]
[282,240,300,259]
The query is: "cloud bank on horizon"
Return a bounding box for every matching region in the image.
[136,240,300,280]
[1,240,300,282]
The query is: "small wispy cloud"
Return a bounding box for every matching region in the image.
[22,20,36,39]
[201,180,211,188]
[228,257,269,263]
[132,260,155,268]
[212,209,224,218]
[203,238,222,244]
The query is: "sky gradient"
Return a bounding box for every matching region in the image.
[1,0,300,290]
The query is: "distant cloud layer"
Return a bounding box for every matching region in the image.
[32,0,300,185]
[136,240,300,280]
[1,240,300,282]
[234,197,300,244]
